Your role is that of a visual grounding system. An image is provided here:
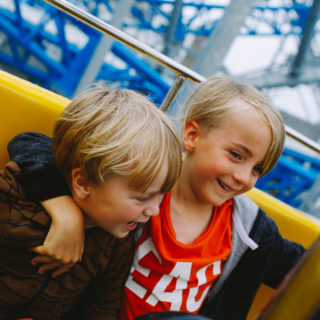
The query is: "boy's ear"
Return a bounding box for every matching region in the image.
[71,168,91,199]
[183,120,200,152]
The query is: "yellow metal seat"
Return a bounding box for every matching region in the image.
[0,70,68,168]
[0,70,319,319]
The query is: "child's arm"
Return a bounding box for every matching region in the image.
[8,132,85,276]
[32,196,85,277]
[261,215,305,288]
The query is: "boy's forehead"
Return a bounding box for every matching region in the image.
[206,108,271,154]
[146,161,169,191]
[197,99,257,128]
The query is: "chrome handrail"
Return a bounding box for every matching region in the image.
[45,0,320,155]
[44,0,205,83]
[285,126,320,155]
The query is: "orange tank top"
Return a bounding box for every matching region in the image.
[120,192,233,320]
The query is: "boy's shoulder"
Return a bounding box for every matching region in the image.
[0,161,51,246]
[0,161,23,196]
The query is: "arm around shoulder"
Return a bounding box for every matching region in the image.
[7,132,70,201]
[8,132,85,269]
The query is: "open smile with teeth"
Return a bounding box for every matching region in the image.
[218,179,233,192]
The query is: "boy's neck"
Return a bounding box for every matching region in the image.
[171,165,215,213]
[170,179,214,244]
[83,213,96,229]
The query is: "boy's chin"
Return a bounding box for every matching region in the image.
[107,226,131,239]
[211,196,233,207]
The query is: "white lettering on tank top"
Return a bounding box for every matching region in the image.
[125,236,222,312]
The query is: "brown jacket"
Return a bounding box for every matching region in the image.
[0,162,134,320]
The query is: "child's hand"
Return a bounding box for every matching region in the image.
[30,196,85,276]
[31,254,75,278]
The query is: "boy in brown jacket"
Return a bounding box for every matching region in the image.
[0,84,181,320]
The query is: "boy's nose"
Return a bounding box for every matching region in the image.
[144,197,161,217]
[233,167,252,186]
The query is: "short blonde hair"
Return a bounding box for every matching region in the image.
[52,84,182,192]
[181,76,285,176]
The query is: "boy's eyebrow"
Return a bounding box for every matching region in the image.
[136,188,161,196]
[233,143,252,156]
[146,189,162,195]
[148,185,166,194]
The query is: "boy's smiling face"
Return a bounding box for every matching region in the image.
[71,162,168,238]
[182,101,272,207]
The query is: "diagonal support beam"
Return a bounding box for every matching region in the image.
[74,0,135,94]
[193,0,257,77]
[241,64,320,88]
[290,0,320,77]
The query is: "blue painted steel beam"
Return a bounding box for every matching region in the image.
[256,148,320,209]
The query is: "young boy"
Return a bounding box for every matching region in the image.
[7,77,305,320]
[0,84,182,320]
[119,77,305,320]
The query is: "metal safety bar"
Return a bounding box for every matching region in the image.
[45,0,320,155]
[160,76,186,112]
[285,126,320,154]
[44,0,205,83]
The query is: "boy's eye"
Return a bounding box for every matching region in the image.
[230,151,241,160]
[137,195,152,202]
[253,166,263,175]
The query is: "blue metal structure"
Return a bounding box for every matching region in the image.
[0,0,169,102]
[0,0,319,214]
[129,1,311,37]
[0,0,315,101]
[256,148,320,210]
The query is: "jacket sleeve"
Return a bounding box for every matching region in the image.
[257,211,306,288]
[7,132,70,201]
[79,234,134,320]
